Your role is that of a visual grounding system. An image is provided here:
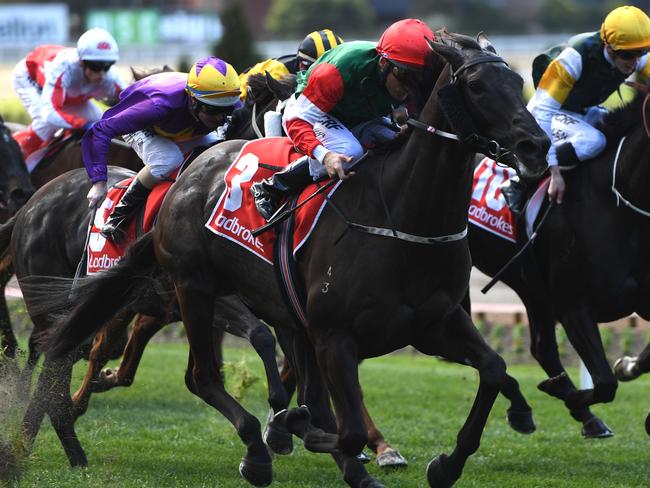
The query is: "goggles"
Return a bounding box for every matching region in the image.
[614,49,648,60]
[297,58,313,72]
[196,101,235,116]
[83,61,114,72]
[390,63,423,84]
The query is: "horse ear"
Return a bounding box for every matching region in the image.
[264,71,293,101]
[162,64,174,73]
[426,36,464,68]
[476,32,496,54]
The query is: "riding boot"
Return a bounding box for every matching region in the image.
[250,157,312,221]
[100,179,151,243]
[501,175,533,216]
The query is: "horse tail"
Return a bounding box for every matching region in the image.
[0,215,16,274]
[42,231,157,359]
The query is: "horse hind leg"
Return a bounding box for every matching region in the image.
[176,280,272,487]
[414,307,506,488]
[71,311,136,419]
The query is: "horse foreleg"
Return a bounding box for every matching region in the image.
[415,307,505,488]
[71,312,135,419]
[0,290,18,359]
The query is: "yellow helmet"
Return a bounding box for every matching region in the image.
[297,29,344,67]
[600,5,650,51]
[186,57,241,107]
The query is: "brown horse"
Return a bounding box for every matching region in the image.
[44,32,549,487]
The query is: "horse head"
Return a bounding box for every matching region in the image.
[226,73,297,140]
[426,31,550,179]
[0,119,34,214]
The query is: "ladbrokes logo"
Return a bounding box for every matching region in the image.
[216,215,264,251]
[468,204,513,235]
[88,253,121,273]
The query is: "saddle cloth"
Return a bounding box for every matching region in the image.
[25,129,78,173]
[469,157,549,243]
[205,137,341,264]
[86,174,175,274]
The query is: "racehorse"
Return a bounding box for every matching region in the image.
[468,89,650,438]
[614,341,650,435]
[0,72,303,482]
[43,32,549,487]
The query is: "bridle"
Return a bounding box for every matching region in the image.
[407,54,515,165]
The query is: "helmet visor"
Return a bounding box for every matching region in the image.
[83,61,114,72]
[614,49,648,60]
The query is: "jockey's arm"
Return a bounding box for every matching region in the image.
[41,67,86,130]
[284,63,344,164]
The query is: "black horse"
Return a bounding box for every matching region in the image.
[44,32,548,487]
[468,90,650,438]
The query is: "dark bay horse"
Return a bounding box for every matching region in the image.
[45,32,549,487]
[468,91,650,438]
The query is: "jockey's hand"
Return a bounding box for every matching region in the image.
[323,151,354,180]
[547,166,565,204]
[87,181,107,208]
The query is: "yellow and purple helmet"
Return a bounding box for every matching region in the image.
[600,6,650,51]
[186,57,241,107]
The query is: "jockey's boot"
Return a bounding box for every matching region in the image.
[100,179,151,243]
[501,175,533,217]
[13,127,46,160]
[250,157,312,221]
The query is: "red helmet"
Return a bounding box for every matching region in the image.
[376,19,435,70]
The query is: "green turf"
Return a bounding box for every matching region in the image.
[3,343,648,488]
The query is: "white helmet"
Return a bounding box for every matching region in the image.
[77,28,119,62]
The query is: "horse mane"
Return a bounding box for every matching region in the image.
[246,73,297,104]
[601,92,645,142]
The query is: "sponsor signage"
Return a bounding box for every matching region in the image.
[0,4,69,45]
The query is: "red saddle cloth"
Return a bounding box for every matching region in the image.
[205,137,341,264]
[86,172,177,274]
[468,157,518,243]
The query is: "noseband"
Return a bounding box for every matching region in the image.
[407,54,514,163]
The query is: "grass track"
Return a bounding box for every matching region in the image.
[4,343,649,487]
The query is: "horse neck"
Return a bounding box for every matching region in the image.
[383,70,474,237]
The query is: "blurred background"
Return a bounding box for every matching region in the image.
[1,1,648,99]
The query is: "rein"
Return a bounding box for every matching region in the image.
[611,135,650,218]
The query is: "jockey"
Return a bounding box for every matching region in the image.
[503,5,650,214]
[251,19,433,220]
[83,56,241,243]
[239,29,344,99]
[12,28,125,163]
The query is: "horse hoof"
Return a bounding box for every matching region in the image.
[506,408,536,434]
[239,458,272,487]
[645,412,649,436]
[284,405,311,436]
[613,357,639,382]
[263,417,293,455]
[356,450,371,464]
[582,417,614,439]
[376,448,408,468]
[426,454,455,488]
